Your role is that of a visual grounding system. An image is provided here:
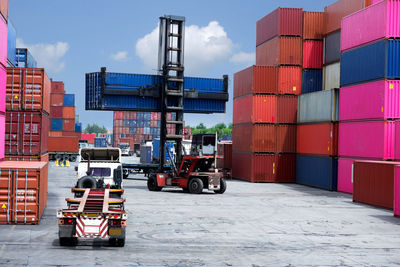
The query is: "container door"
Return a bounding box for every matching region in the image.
[0,169,14,224]
[13,169,39,223]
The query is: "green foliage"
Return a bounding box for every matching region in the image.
[186,123,232,138]
[83,124,108,134]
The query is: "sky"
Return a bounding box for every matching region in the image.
[9,0,335,130]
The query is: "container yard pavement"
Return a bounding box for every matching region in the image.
[1,159,400,266]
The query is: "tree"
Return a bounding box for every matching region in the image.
[83,124,108,134]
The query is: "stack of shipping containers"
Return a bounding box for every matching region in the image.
[338,0,400,198]
[232,8,302,183]
[48,81,81,157]
[296,11,340,191]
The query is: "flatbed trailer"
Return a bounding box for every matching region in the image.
[122,163,172,178]
[57,188,127,246]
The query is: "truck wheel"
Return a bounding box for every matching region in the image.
[215,178,226,194]
[69,155,77,162]
[147,175,162,191]
[188,178,203,194]
[77,176,97,189]
[59,237,77,246]
[55,154,62,161]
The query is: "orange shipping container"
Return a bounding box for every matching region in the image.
[303,12,325,40]
[49,131,63,137]
[50,93,64,107]
[62,131,82,139]
[87,139,94,145]
[48,136,79,153]
[297,123,338,156]
[62,119,75,132]
[51,81,65,94]
[4,153,49,162]
[0,161,48,224]
[256,37,302,66]
[278,66,302,95]
[6,68,51,114]
[62,106,75,119]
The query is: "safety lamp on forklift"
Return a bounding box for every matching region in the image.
[62,218,75,225]
[109,219,121,227]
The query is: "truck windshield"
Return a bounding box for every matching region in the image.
[118,144,129,149]
[89,168,111,177]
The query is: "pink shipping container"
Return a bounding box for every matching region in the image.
[0,17,6,67]
[341,0,400,52]
[338,157,363,194]
[340,80,400,121]
[256,8,303,46]
[395,121,400,160]
[0,64,5,113]
[303,41,323,69]
[394,165,400,217]
[0,113,4,160]
[339,121,395,159]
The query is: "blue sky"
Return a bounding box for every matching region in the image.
[9,0,335,130]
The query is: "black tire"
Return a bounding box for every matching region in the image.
[215,178,227,194]
[55,154,62,161]
[69,155,77,162]
[59,237,77,246]
[147,175,162,191]
[77,176,97,189]
[182,187,189,193]
[123,169,129,179]
[63,155,70,161]
[188,178,203,194]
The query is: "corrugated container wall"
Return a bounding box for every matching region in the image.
[303,11,325,40]
[51,81,65,94]
[339,121,395,159]
[0,15,7,67]
[396,121,400,160]
[50,107,63,119]
[48,136,79,153]
[0,161,48,224]
[233,66,278,97]
[340,80,400,121]
[340,39,400,86]
[296,155,338,191]
[62,107,75,119]
[278,66,302,95]
[302,69,322,93]
[256,7,303,46]
[323,62,340,90]
[0,114,4,159]
[256,37,303,66]
[51,118,63,131]
[337,157,362,194]
[303,41,323,69]
[63,94,75,107]
[297,123,338,156]
[395,166,400,217]
[324,31,341,65]
[341,0,400,52]
[50,94,64,107]
[298,89,339,123]
[7,20,16,67]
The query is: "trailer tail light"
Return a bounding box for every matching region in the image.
[109,219,121,227]
[63,218,75,225]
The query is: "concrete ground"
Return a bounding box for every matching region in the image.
[1,156,400,266]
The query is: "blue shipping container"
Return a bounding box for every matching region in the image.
[51,119,63,131]
[7,20,16,67]
[302,70,322,94]
[140,146,152,164]
[94,138,107,148]
[75,123,82,133]
[15,48,37,68]
[153,139,174,162]
[63,94,75,106]
[340,39,400,87]
[296,155,338,191]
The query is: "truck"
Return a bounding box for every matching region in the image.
[118,142,132,156]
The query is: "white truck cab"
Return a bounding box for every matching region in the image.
[118,143,131,156]
[76,148,123,189]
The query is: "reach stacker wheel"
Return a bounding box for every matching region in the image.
[147,175,162,191]
[188,178,203,194]
[215,178,226,194]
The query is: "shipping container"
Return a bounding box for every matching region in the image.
[62,131,82,139]
[0,0,8,22]
[323,62,340,90]
[396,121,400,160]
[63,119,75,132]
[0,15,6,67]
[0,161,48,224]
[256,36,303,66]
[153,139,174,162]
[234,66,278,97]
[48,136,79,153]
[341,39,400,86]
[232,153,296,183]
[62,106,75,119]
[15,49,37,68]
[324,31,341,65]
[0,113,4,159]
[75,123,82,133]
[51,81,65,94]
[337,157,363,194]
[341,0,400,52]
[303,11,325,40]
[233,95,297,125]
[50,93,64,107]
[81,134,96,140]
[302,69,322,93]
[233,124,296,153]
[94,137,107,148]
[298,89,339,123]
[50,118,63,131]
[303,40,323,69]
[278,66,302,95]
[324,0,367,35]
[50,106,63,119]
[339,121,395,159]
[296,155,338,191]
[353,160,398,209]
[7,20,16,67]
[6,68,51,113]
[256,8,303,46]
[49,131,62,137]
[4,153,49,163]
[394,166,400,217]
[5,111,49,156]
[340,80,400,121]
[0,64,5,113]
[217,142,232,169]
[63,94,75,106]
[297,123,338,156]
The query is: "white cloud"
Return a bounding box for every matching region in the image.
[110,51,129,62]
[230,52,255,65]
[16,38,69,73]
[136,21,233,74]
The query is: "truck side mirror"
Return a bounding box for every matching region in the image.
[113,166,122,188]
[75,166,78,171]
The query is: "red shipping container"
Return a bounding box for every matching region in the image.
[353,160,399,210]
[51,81,65,94]
[50,93,64,107]
[62,131,82,139]
[217,142,232,169]
[5,111,50,156]
[48,136,79,153]
[4,153,49,162]
[303,12,325,40]
[297,123,338,156]
[62,106,75,119]
[303,40,323,69]
[50,106,63,118]
[232,153,295,183]
[256,7,303,46]
[0,161,48,224]
[233,95,297,124]
[63,119,75,132]
[256,37,303,66]
[81,134,96,140]
[6,68,51,114]
[49,131,62,137]
[278,66,302,95]
[233,124,296,153]
[87,139,94,145]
